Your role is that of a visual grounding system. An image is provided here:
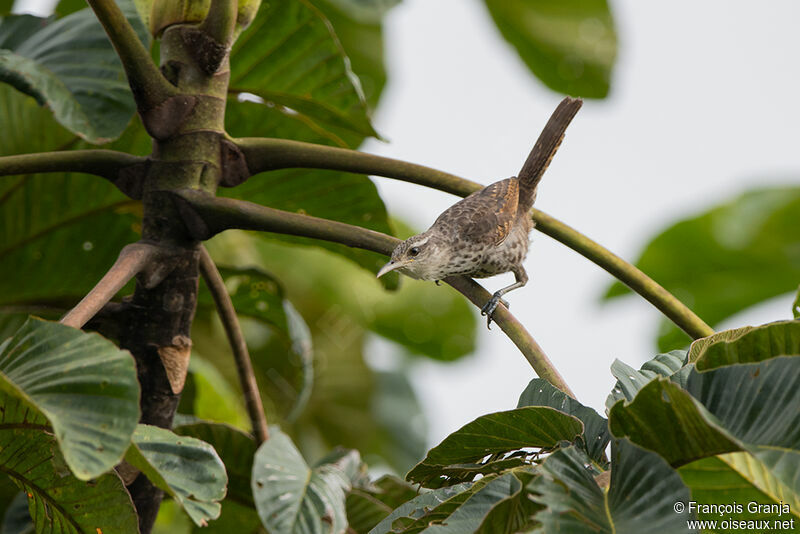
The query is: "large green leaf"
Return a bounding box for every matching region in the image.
[368,484,471,534]
[688,319,800,370]
[0,317,139,480]
[609,357,800,499]
[0,2,149,143]
[345,475,417,534]
[483,0,617,98]
[0,402,138,534]
[125,424,228,527]
[229,0,376,143]
[0,86,141,315]
[313,0,390,109]
[604,187,800,351]
[531,441,694,533]
[405,407,583,488]
[392,473,524,534]
[518,378,609,462]
[251,427,355,534]
[679,454,800,528]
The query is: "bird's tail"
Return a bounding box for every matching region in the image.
[518,97,583,212]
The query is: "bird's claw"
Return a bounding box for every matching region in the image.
[480,293,508,329]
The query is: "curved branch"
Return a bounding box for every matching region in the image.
[87,0,176,110]
[61,243,158,328]
[169,189,575,397]
[234,137,714,340]
[199,246,269,444]
[0,150,147,198]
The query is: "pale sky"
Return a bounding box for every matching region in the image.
[16,0,800,447]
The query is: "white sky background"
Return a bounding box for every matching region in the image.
[16,0,800,447]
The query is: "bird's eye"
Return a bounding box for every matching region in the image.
[409,246,420,257]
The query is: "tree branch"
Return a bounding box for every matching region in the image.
[0,150,147,198]
[198,245,269,444]
[169,189,575,396]
[234,137,714,340]
[60,243,158,328]
[86,0,176,110]
[199,0,237,48]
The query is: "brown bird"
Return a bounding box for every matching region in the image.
[377,97,583,327]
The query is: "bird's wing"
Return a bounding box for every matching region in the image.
[435,178,519,246]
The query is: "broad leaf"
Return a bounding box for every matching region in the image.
[604,187,800,351]
[125,424,228,527]
[368,484,471,534]
[605,350,685,410]
[688,319,800,370]
[610,357,800,498]
[679,454,800,526]
[531,441,694,533]
[0,409,138,534]
[393,473,524,534]
[483,0,617,98]
[518,378,609,462]
[0,2,149,143]
[251,427,354,534]
[314,0,390,108]
[346,475,417,534]
[406,407,583,488]
[229,0,377,142]
[0,85,141,315]
[0,317,139,479]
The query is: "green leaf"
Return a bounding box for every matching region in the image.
[609,378,739,466]
[125,424,228,527]
[518,378,609,462]
[688,320,800,370]
[603,187,800,351]
[0,2,150,143]
[313,0,390,108]
[609,357,800,499]
[55,0,87,17]
[0,317,139,480]
[475,469,539,533]
[483,0,617,98]
[346,475,418,534]
[173,421,256,508]
[604,350,686,410]
[251,427,354,534]
[173,422,262,533]
[406,407,583,488]
[367,484,471,534]
[397,473,524,534]
[531,441,694,533]
[0,409,138,534]
[229,0,377,142]
[679,454,800,527]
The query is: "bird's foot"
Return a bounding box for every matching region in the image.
[480,292,509,329]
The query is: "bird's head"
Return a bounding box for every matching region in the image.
[377,232,448,281]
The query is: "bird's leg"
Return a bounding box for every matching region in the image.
[481,268,528,328]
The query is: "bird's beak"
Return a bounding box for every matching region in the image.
[376,259,409,278]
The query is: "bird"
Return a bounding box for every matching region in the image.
[376,97,583,328]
